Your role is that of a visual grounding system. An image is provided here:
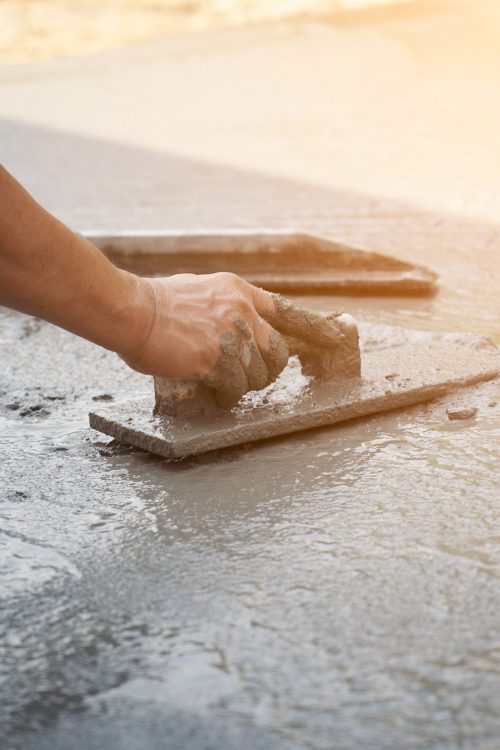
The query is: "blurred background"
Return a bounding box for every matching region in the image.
[1,0,415,63]
[1,0,498,329]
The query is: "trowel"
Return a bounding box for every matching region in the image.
[89,299,500,459]
[84,229,437,295]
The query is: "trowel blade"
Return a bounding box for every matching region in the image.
[89,325,499,460]
[84,230,438,296]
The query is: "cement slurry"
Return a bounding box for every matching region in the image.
[2,305,500,750]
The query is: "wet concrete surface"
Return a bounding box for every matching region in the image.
[2,300,500,749]
[2,2,500,747]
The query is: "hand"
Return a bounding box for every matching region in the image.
[121,272,290,407]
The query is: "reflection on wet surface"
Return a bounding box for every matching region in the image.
[1,293,500,748]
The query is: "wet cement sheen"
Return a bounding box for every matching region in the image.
[1,299,500,750]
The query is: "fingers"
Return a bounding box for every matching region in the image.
[202,314,290,409]
[212,363,249,409]
[231,317,266,391]
[249,286,361,381]
[238,311,290,388]
[198,281,297,409]
[252,316,289,383]
[240,337,270,391]
[202,331,249,408]
[260,292,343,348]
[249,284,275,317]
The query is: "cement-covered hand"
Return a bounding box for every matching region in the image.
[122,272,290,408]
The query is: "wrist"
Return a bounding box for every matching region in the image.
[113,272,157,366]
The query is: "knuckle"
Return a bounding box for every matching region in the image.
[254,319,274,348]
[214,271,241,286]
[236,296,253,317]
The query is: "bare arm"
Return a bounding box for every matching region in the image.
[0,165,288,406]
[0,164,151,358]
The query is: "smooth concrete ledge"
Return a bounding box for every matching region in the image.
[83,230,438,295]
[89,324,499,459]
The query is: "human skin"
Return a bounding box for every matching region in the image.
[0,164,289,406]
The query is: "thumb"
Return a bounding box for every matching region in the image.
[258,292,343,348]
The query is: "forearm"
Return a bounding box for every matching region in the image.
[0,165,150,358]
[0,166,293,407]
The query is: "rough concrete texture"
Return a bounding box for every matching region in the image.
[85,230,438,295]
[89,324,499,459]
